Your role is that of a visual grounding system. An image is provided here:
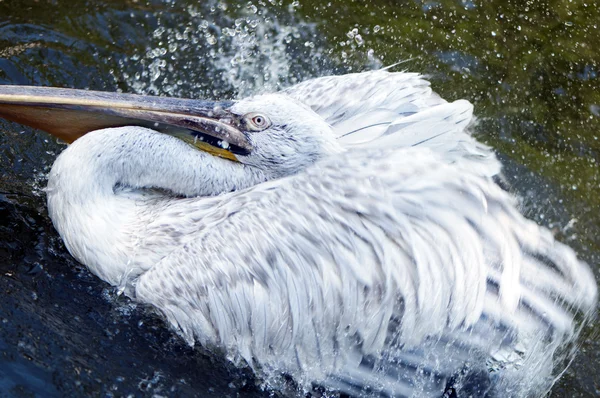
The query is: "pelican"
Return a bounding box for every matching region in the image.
[0,70,596,397]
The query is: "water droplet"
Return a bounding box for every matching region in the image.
[206,34,217,45]
[153,27,166,38]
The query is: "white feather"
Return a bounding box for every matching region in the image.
[43,71,596,397]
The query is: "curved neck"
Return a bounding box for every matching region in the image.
[57,126,267,197]
[46,126,266,285]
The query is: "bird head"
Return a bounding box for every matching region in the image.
[227,94,342,178]
[0,87,342,179]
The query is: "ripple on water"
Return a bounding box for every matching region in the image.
[0,0,599,396]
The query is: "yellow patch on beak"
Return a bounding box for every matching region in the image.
[167,132,240,162]
[192,140,240,162]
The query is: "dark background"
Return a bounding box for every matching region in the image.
[0,0,598,396]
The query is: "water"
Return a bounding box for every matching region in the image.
[0,0,598,396]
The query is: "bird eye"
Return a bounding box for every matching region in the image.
[246,113,271,131]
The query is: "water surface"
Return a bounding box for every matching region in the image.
[0,0,598,396]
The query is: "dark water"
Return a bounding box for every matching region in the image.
[0,0,598,396]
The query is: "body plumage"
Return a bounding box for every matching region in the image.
[1,70,596,397]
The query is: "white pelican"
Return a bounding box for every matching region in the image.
[0,70,596,397]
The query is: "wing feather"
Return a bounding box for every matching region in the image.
[134,146,596,397]
[284,70,500,177]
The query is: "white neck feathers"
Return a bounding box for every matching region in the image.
[46,126,266,285]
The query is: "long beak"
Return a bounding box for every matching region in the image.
[0,85,251,160]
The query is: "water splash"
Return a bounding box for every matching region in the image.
[113,2,334,99]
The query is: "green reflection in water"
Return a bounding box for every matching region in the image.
[0,0,598,395]
[292,0,600,253]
